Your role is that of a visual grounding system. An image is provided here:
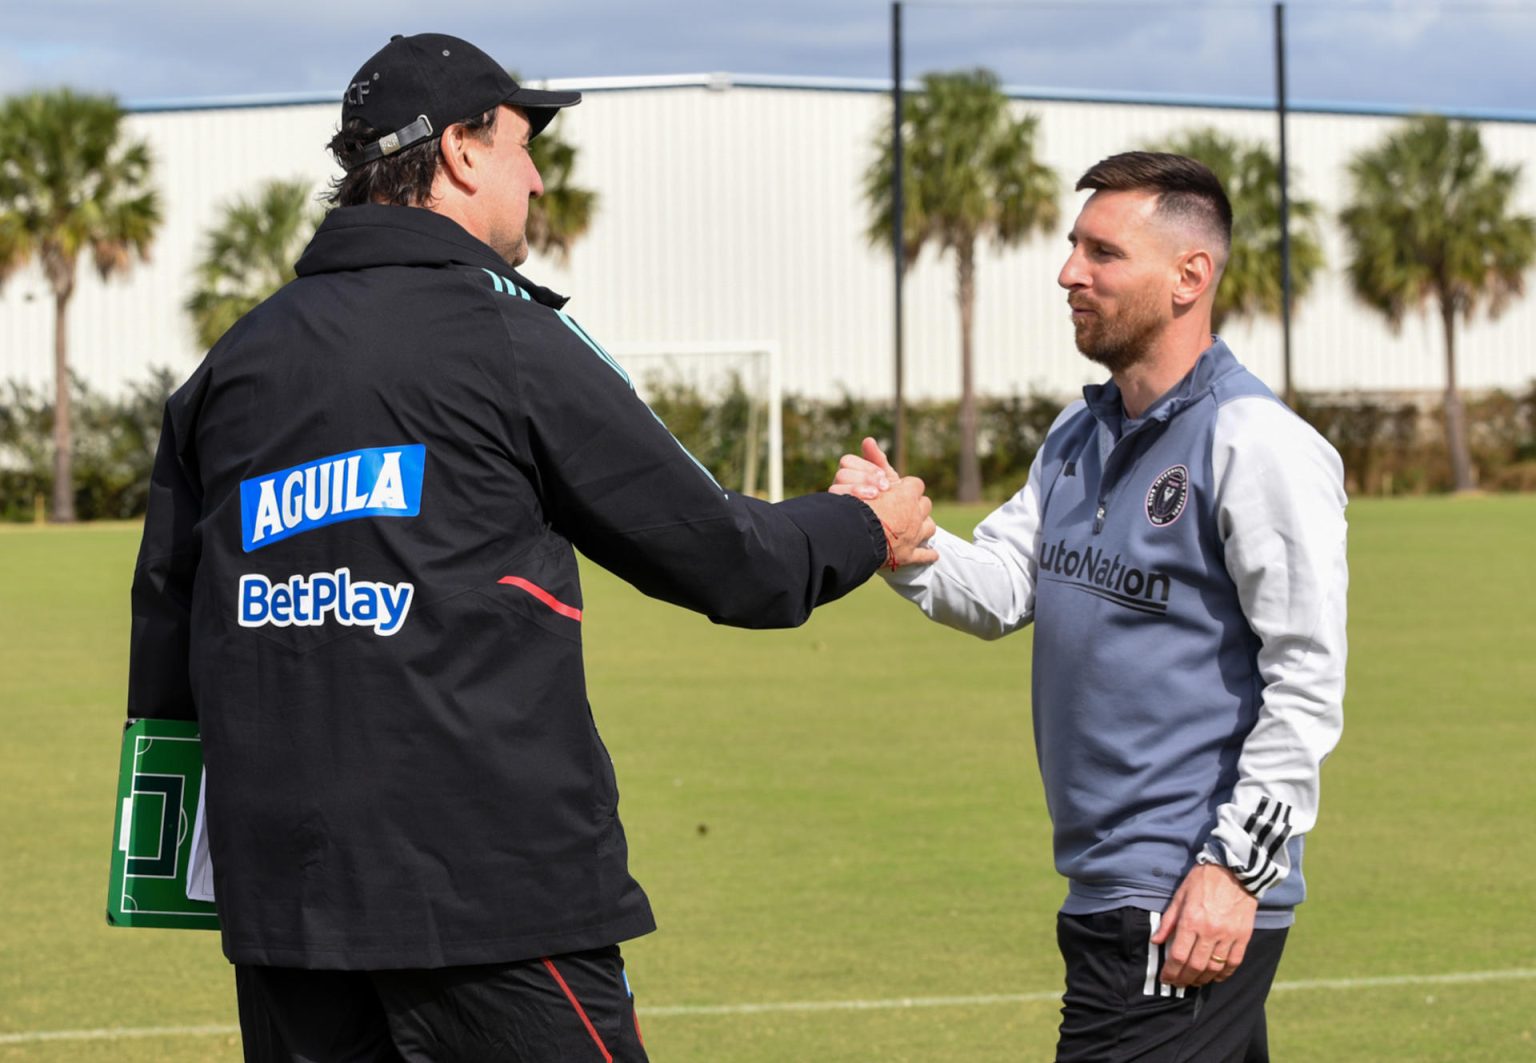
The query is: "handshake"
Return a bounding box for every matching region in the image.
[827,437,940,569]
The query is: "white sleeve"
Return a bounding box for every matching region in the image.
[880,446,1047,641]
[1204,397,1348,898]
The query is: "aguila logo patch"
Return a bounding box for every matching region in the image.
[1145,465,1190,527]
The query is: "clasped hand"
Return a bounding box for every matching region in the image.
[828,437,939,568]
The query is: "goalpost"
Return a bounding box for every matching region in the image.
[608,341,784,502]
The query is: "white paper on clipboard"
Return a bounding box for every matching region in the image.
[185,769,216,902]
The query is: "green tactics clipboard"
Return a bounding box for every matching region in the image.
[106,718,220,930]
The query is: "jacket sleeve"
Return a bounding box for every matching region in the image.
[501,307,886,628]
[1203,397,1348,898]
[127,404,203,721]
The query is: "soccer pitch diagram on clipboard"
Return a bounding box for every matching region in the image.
[106,718,219,930]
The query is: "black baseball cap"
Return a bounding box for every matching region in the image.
[338,33,580,171]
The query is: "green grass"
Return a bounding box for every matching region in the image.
[2,496,1534,1060]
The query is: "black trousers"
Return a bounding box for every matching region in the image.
[1055,908,1288,1063]
[236,945,648,1063]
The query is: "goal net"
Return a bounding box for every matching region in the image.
[609,341,784,502]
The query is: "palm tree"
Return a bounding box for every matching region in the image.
[1340,115,1536,492]
[865,69,1059,502]
[186,178,322,350]
[1151,128,1325,339]
[0,89,160,522]
[525,115,597,265]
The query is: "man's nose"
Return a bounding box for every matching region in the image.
[1058,249,1085,290]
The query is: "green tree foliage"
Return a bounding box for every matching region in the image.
[1339,115,1536,492]
[525,115,596,265]
[0,89,161,522]
[0,367,177,521]
[1150,128,1325,337]
[864,69,1059,502]
[643,370,1067,502]
[186,178,322,350]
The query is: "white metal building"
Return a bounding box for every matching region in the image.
[3,75,1535,403]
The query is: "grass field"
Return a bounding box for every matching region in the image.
[2,495,1534,1061]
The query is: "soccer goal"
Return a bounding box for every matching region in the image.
[609,341,784,502]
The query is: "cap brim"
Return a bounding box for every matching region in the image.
[506,87,581,138]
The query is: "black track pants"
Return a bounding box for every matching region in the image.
[237,945,648,1063]
[1055,908,1288,1063]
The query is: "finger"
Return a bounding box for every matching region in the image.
[1190,948,1229,987]
[1224,933,1251,970]
[1186,938,1217,974]
[838,454,885,477]
[1150,894,1183,945]
[861,437,899,478]
[828,483,881,500]
[832,472,888,494]
[1161,924,1200,986]
[907,545,940,565]
[1198,952,1234,989]
[832,469,884,489]
[834,460,889,491]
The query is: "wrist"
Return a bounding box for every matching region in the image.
[1196,846,1259,898]
[878,518,901,570]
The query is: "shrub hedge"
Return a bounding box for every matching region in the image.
[0,369,177,521]
[3,368,1532,521]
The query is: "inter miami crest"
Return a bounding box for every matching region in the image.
[1145,465,1190,527]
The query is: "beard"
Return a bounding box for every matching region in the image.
[1070,288,1164,374]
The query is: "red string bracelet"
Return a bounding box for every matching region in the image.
[880,518,901,571]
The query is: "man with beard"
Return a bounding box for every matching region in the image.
[833,152,1347,1061]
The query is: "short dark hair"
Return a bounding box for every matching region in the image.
[1076,151,1232,259]
[326,107,499,208]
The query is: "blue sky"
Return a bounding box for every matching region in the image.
[1,0,1533,115]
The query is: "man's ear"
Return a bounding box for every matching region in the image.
[1172,248,1216,309]
[437,123,481,195]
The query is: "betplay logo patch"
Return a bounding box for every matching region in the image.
[238,569,414,637]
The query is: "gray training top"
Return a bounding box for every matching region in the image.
[886,340,1348,930]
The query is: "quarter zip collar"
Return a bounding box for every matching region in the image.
[1082,337,1242,440]
[294,203,570,309]
[1077,337,1243,535]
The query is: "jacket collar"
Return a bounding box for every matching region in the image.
[294,204,569,309]
[1082,336,1241,436]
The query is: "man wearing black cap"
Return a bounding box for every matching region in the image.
[128,32,937,1063]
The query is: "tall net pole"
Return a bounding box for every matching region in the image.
[891,0,908,471]
[1275,1,1295,406]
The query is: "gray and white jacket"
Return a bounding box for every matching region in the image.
[886,339,1347,928]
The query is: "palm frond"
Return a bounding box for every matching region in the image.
[184,177,322,349]
[1148,127,1326,332]
[526,113,597,265]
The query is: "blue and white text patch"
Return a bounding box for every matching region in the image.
[240,445,426,552]
[238,569,414,637]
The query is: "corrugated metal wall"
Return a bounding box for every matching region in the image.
[3,79,1534,401]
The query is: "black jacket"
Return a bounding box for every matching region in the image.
[128,204,885,968]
